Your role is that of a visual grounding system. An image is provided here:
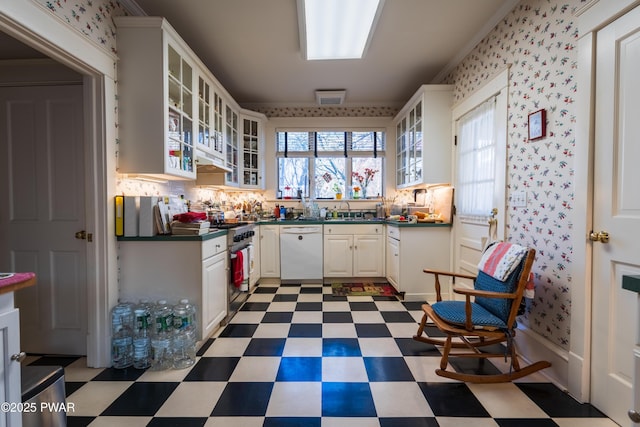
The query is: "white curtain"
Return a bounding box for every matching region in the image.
[456,97,497,217]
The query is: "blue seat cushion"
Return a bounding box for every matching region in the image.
[431,300,507,330]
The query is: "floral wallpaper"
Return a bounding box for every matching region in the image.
[34,0,128,55]
[39,0,584,349]
[443,0,584,349]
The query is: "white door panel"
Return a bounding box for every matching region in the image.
[0,85,87,355]
[592,6,640,425]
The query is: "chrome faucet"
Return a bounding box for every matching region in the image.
[338,201,351,218]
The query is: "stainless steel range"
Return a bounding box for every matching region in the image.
[211,222,256,324]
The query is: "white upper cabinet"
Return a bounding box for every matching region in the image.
[394,85,453,188]
[240,110,266,189]
[115,17,198,180]
[195,73,226,169]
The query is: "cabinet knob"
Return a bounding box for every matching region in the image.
[629,410,640,423]
[11,352,26,363]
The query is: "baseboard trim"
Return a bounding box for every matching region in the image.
[515,325,570,392]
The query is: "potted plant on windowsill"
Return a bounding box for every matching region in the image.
[332,182,343,200]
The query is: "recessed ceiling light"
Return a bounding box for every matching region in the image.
[298,0,384,60]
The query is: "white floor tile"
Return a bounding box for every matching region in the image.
[358,338,403,357]
[205,416,265,427]
[468,382,549,419]
[229,311,264,324]
[435,417,499,427]
[89,416,152,426]
[203,337,251,357]
[404,356,457,382]
[252,323,290,338]
[351,311,384,324]
[322,357,368,382]
[137,366,191,382]
[553,419,620,427]
[374,300,407,311]
[246,293,274,303]
[228,356,281,382]
[321,417,380,427]
[266,301,297,312]
[298,293,324,302]
[155,382,225,417]
[386,322,420,338]
[322,301,351,312]
[282,338,323,356]
[66,382,133,416]
[370,382,434,417]
[292,311,323,324]
[63,358,104,382]
[266,382,322,416]
[323,323,357,338]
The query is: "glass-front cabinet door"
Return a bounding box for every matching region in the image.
[167,44,194,175]
[225,105,239,186]
[197,75,212,153]
[240,111,265,189]
[213,92,225,160]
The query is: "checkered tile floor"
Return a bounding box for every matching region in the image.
[27,283,617,427]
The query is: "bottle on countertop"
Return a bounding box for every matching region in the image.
[279,205,286,220]
[274,204,280,218]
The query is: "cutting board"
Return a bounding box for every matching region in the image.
[432,186,454,223]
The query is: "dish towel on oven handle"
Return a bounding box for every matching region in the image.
[232,250,244,288]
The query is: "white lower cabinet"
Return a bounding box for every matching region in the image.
[0,294,21,426]
[260,225,280,278]
[118,235,228,340]
[323,224,385,278]
[385,225,451,301]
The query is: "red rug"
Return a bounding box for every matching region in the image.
[331,282,397,296]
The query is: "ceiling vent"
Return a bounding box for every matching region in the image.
[315,90,346,106]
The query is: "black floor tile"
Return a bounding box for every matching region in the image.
[322,338,361,357]
[91,367,146,381]
[276,357,322,381]
[323,311,353,323]
[196,338,214,356]
[264,417,321,427]
[349,302,378,311]
[101,382,178,416]
[147,417,208,427]
[28,355,82,367]
[495,419,559,427]
[253,286,279,294]
[273,294,299,302]
[355,323,391,337]
[243,338,286,356]
[516,383,607,418]
[421,325,448,338]
[211,382,273,416]
[300,286,323,294]
[323,294,348,301]
[64,381,86,397]
[218,323,259,338]
[288,323,322,337]
[66,416,95,427]
[395,338,441,356]
[379,418,439,427]
[381,311,417,323]
[403,301,427,311]
[448,357,503,376]
[322,382,377,417]
[295,302,323,311]
[419,382,490,417]
[183,357,240,381]
[240,302,271,311]
[372,295,398,301]
[364,357,415,381]
[262,312,294,323]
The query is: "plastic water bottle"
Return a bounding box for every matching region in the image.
[132,300,152,369]
[172,299,197,369]
[150,300,173,371]
[111,302,134,369]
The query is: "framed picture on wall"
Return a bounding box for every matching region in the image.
[528,109,546,140]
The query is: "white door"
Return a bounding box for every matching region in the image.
[0,85,87,355]
[591,6,640,426]
[452,76,508,287]
[0,304,22,427]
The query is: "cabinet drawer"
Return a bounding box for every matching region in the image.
[203,235,227,259]
[387,225,400,240]
[324,224,383,235]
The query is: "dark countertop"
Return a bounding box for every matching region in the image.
[0,272,37,295]
[258,219,451,227]
[117,229,227,242]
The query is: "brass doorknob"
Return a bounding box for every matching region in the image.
[629,409,640,423]
[75,230,87,240]
[589,231,610,243]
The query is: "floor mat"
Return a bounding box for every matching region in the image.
[331,282,397,296]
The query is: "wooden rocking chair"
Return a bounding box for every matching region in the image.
[413,241,551,383]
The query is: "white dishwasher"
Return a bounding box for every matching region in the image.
[280,225,323,281]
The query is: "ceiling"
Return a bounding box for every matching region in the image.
[127,0,518,109]
[0,0,518,110]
